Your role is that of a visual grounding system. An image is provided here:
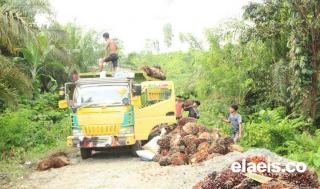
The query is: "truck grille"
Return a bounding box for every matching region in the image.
[82,125,120,136]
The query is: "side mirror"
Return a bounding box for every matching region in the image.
[59,87,65,100]
[58,99,68,109]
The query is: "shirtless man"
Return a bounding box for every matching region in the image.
[99,32,118,73]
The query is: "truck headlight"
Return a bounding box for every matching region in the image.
[72,128,82,136]
[120,127,134,135]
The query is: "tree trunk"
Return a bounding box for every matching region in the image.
[310,29,318,120]
[31,67,37,83]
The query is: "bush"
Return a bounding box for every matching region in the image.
[241,107,311,152]
[240,107,320,172]
[286,131,320,172]
[0,93,70,159]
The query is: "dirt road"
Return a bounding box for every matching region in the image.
[13,148,288,189]
[15,148,207,189]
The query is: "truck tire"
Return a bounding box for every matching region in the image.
[80,148,92,159]
[131,141,142,157]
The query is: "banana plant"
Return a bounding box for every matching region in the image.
[19,32,54,85]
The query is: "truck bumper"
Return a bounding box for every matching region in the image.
[67,135,136,148]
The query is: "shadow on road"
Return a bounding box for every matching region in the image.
[89,146,135,160]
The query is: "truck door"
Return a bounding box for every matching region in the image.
[134,81,176,140]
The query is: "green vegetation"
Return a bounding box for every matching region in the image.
[0,93,70,159]
[122,1,320,173]
[1,0,320,179]
[0,0,101,164]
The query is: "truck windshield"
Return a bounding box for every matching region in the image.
[74,84,130,107]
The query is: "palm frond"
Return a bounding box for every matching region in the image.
[5,0,52,19]
[0,81,17,108]
[0,55,32,108]
[0,5,36,54]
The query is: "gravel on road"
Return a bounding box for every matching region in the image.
[12,148,293,189]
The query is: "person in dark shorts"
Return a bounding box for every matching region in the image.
[223,104,243,143]
[99,32,118,73]
[184,100,200,119]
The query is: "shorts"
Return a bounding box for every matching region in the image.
[103,53,118,67]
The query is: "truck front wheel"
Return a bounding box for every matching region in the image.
[80,148,92,159]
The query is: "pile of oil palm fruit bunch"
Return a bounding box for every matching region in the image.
[140,65,166,80]
[153,117,243,166]
[37,152,70,171]
[192,156,320,189]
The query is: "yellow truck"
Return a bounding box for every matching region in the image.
[58,73,176,159]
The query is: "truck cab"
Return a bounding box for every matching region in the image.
[59,75,176,159]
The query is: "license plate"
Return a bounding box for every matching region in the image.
[95,136,113,147]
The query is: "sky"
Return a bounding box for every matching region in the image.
[48,0,255,53]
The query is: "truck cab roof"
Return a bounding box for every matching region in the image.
[75,78,131,86]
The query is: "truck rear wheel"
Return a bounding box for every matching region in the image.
[80,148,92,159]
[131,141,142,157]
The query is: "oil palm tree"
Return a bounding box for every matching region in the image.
[0,0,51,54]
[0,55,32,108]
[0,4,35,54]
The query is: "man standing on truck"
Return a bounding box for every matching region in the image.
[99,32,118,74]
[223,104,242,143]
